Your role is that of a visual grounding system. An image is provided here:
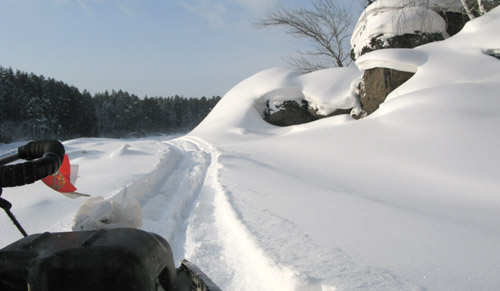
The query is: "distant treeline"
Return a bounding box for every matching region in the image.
[0,66,221,143]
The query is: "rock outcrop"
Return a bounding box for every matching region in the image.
[262,99,354,127]
[439,11,469,36]
[351,0,469,116]
[256,77,361,127]
[359,68,415,115]
[263,100,317,127]
[353,32,444,61]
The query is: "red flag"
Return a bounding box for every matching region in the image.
[42,155,89,198]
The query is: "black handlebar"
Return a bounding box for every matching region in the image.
[0,140,65,188]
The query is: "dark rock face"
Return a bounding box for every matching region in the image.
[352,32,444,61]
[308,107,352,119]
[484,49,500,60]
[264,100,317,126]
[440,12,469,36]
[263,100,353,127]
[360,68,415,115]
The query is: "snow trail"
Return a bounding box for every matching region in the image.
[137,138,211,263]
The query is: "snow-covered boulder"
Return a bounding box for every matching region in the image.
[190,67,361,131]
[259,86,355,126]
[258,88,312,126]
[350,0,466,60]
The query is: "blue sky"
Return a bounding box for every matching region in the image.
[0,0,356,98]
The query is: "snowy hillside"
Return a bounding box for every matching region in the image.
[2,6,500,291]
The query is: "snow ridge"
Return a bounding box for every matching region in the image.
[138,139,211,263]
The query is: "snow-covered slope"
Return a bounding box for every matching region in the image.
[188,7,500,290]
[1,6,500,291]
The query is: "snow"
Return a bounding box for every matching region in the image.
[2,7,500,291]
[355,48,426,72]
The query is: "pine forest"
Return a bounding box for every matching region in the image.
[0,66,221,143]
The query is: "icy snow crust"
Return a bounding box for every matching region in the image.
[1,7,500,291]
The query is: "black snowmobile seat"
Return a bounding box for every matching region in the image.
[0,228,178,291]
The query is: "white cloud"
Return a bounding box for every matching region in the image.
[115,0,136,16]
[177,0,279,28]
[76,0,92,12]
[178,0,227,28]
[54,0,137,16]
[230,0,278,11]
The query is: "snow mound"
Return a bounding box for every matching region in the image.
[109,143,148,158]
[298,68,362,116]
[192,67,361,136]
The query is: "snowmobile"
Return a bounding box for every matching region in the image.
[0,140,220,291]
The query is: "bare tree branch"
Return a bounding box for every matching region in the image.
[478,0,487,14]
[254,0,354,72]
[461,0,476,18]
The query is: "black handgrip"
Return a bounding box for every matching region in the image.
[0,140,65,188]
[18,140,65,162]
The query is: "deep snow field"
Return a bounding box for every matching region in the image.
[2,7,500,291]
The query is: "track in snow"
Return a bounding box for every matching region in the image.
[179,137,322,291]
[105,136,421,291]
[111,137,212,263]
[157,137,339,291]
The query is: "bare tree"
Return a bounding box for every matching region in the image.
[460,0,500,18]
[255,0,354,73]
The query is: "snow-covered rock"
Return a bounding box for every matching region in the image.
[195,67,361,129]
[264,99,316,127]
[350,0,466,60]
[258,82,358,126]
